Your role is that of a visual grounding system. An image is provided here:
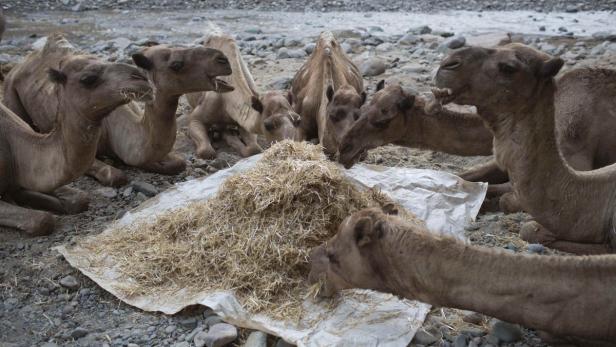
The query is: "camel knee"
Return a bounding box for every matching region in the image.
[24,211,56,236]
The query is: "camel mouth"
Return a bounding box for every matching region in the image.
[120,87,154,102]
[340,147,366,169]
[431,87,457,105]
[212,78,234,93]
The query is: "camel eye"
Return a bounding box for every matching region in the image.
[80,74,99,87]
[498,62,517,75]
[169,61,184,72]
[371,118,390,129]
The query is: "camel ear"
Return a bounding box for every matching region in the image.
[326,85,334,103]
[354,217,375,247]
[397,94,415,111]
[132,53,154,70]
[251,95,264,113]
[360,91,367,105]
[48,68,67,85]
[376,79,385,91]
[382,203,399,215]
[539,58,564,78]
[287,90,294,106]
[373,220,389,239]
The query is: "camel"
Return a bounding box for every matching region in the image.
[0,47,152,235]
[4,36,234,187]
[433,43,616,254]
[290,31,365,156]
[186,32,300,159]
[309,208,616,346]
[337,80,494,169]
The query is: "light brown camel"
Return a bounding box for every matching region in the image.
[4,36,233,186]
[338,80,493,169]
[186,32,300,159]
[434,43,616,254]
[0,51,152,235]
[309,208,616,346]
[290,31,365,156]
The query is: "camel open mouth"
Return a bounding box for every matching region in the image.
[212,78,234,93]
[120,87,154,102]
[431,87,457,105]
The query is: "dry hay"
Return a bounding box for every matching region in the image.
[82,141,408,319]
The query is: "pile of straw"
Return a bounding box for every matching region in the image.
[84,141,401,318]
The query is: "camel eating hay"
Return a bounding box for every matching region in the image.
[81,141,407,318]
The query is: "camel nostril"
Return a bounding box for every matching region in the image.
[441,60,461,70]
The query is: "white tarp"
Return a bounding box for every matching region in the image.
[56,154,486,347]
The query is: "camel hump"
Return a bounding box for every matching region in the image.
[42,32,76,54]
[201,23,232,46]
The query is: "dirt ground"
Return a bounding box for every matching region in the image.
[1,6,616,347]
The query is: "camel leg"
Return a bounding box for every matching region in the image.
[459,159,509,184]
[188,118,217,159]
[520,221,610,255]
[10,187,88,215]
[498,191,524,213]
[140,152,187,175]
[52,186,90,214]
[86,159,128,188]
[0,200,55,236]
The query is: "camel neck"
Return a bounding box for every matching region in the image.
[143,93,180,124]
[404,104,493,156]
[378,228,616,340]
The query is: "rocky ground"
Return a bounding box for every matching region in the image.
[5,0,616,13]
[1,4,616,347]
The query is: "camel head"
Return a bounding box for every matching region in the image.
[131,45,234,96]
[434,43,564,119]
[309,207,400,297]
[251,91,301,143]
[48,55,153,121]
[322,85,367,157]
[338,81,415,169]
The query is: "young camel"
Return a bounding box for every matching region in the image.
[310,208,616,346]
[290,31,365,157]
[434,43,616,254]
[0,53,152,235]
[338,81,494,169]
[186,32,300,159]
[4,36,233,186]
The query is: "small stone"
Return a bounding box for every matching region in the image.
[408,25,432,35]
[453,335,468,347]
[204,315,224,328]
[446,36,466,49]
[412,329,438,345]
[204,323,237,347]
[462,312,483,325]
[172,342,190,347]
[268,76,293,90]
[95,187,118,199]
[558,27,568,33]
[359,58,387,77]
[165,325,177,334]
[245,28,263,34]
[131,181,158,197]
[41,343,58,347]
[59,275,79,290]
[397,33,420,46]
[539,26,546,31]
[303,43,316,54]
[122,186,134,198]
[565,5,579,12]
[128,344,139,347]
[194,331,208,347]
[180,317,198,329]
[460,327,485,337]
[275,339,294,347]
[71,327,89,339]
[491,320,523,343]
[244,331,267,347]
[527,243,545,254]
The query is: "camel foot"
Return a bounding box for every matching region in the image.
[52,186,90,214]
[196,146,218,160]
[459,160,509,184]
[520,221,609,255]
[239,145,263,158]
[499,192,523,214]
[88,160,128,187]
[0,200,56,236]
[141,154,187,175]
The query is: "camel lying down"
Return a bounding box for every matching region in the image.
[310,208,616,346]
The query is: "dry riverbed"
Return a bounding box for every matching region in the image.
[1,6,616,347]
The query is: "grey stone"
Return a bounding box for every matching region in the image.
[592,32,616,42]
[194,330,209,347]
[408,25,432,35]
[204,323,237,347]
[376,42,394,52]
[59,275,79,290]
[41,343,59,347]
[32,36,49,50]
[268,76,293,90]
[462,312,483,325]
[172,342,190,347]
[110,37,132,51]
[460,327,485,337]
[244,331,267,347]
[245,28,263,34]
[205,315,224,328]
[539,26,546,31]
[71,327,89,339]
[277,47,306,59]
[275,338,295,347]
[95,187,118,199]
[527,243,545,254]
[165,325,177,334]
[412,329,438,345]
[446,36,466,49]
[558,26,568,33]
[303,43,316,54]
[359,58,387,77]
[398,33,420,46]
[131,181,158,197]
[590,43,607,56]
[180,317,198,329]
[332,29,363,39]
[453,335,468,347]
[565,4,579,12]
[490,320,523,343]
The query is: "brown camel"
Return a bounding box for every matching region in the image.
[434,43,616,254]
[0,50,152,235]
[309,208,616,346]
[338,80,493,169]
[4,36,233,186]
[290,31,365,156]
[186,32,300,159]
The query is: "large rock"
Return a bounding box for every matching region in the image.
[243,331,267,347]
[358,58,387,77]
[490,320,523,343]
[204,323,237,347]
[277,47,306,59]
[59,275,79,290]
